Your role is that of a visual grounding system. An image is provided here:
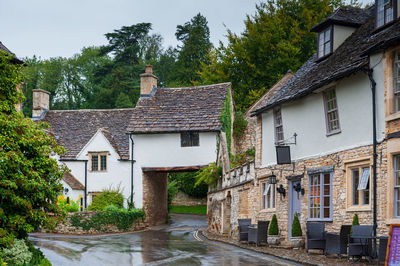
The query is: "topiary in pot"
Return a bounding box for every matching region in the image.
[290,214,304,248]
[351,213,360,234]
[268,214,280,245]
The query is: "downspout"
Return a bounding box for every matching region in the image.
[129,134,135,205]
[367,67,377,258]
[84,160,88,209]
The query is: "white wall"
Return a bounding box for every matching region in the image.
[132,132,218,208]
[262,70,385,166]
[61,180,84,205]
[333,25,355,51]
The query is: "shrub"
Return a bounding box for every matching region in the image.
[351,213,360,234]
[70,208,145,231]
[291,214,302,237]
[2,239,32,265]
[104,205,119,212]
[233,111,248,139]
[194,163,222,188]
[168,172,208,198]
[88,187,124,211]
[57,195,80,213]
[268,214,279,235]
[167,181,179,211]
[25,241,51,266]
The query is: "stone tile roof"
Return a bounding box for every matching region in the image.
[127,83,231,133]
[42,109,135,160]
[252,5,400,116]
[311,6,371,32]
[63,171,85,190]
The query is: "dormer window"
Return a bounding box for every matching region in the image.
[317,26,332,59]
[377,0,395,28]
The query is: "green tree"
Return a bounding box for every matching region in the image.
[115,92,134,108]
[170,13,212,86]
[0,50,66,246]
[199,0,345,110]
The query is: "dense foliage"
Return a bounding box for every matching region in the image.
[57,195,81,213]
[220,89,232,155]
[168,172,208,198]
[291,214,302,237]
[87,187,124,211]
[268,214,279,235]
[199,0,347,110]
[70,208,145,231]
[0,50,66,247]
[167,181,179,211]
[195,163,222,188]
[230,148,256,168]
[233,111,248,139]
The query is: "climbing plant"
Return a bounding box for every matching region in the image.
[195,163,222,188]
[220,89,232,155]
[233,111,247,139]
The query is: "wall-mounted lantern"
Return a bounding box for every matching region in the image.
[269,174,277,185]
[64,187,69,195]
[293,182,305,196]
[277,184,286,198]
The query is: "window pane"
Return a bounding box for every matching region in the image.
[386,6,393,23]
[272,184,276,208]
[325,28,331,41]
[396,188,400,217]
[324,207,330,218]
[363,179,370,205]
[352,169,359,205]
[100,155,107,171]
[92,155,98,171]
[324,41,331,55]
[181,132,190,147]
[191,132,199,146]
[262,183,266,209]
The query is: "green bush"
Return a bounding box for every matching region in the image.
[167,181,179,211]
[104,205,119,212]
[2,239,32,265]
[25,241,51,266]
[291,215,302,237]
[194,163,222,188]
[351,213,360,234]
[57,195,80,213]
[168,172,208,198]
[88,187,124,211]
[268,214,279,235]
[233,111,248,139]
[70,209,145,231]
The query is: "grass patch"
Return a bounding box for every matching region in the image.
[169,205,207,215]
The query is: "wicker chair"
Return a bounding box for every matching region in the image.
[348,225,374,261]
[238,218,251,242]
[248,221,270,246]
[325,225,351,258]
[306,222,326,254]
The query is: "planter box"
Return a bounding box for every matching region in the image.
[268,235,280,245]
[290,236,304,249]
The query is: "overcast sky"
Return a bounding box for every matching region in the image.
[1,0,373,59]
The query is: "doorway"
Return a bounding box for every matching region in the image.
[289,179,302,239]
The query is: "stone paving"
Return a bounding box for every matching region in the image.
[202,230,378,266]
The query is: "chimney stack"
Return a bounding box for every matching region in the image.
[140,65,157,95]
[32,89,50,117]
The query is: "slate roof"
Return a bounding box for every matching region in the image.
[0,41,23,64]
[42,109,135,160]
[63,171,85,190]
[127,83,231,133]
[253,5,400,116]
[311,6,371,32]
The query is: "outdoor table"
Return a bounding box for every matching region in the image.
[349,235,376,263]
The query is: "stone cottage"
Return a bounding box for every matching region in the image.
[207,2,400,246]
[33,66,233,225]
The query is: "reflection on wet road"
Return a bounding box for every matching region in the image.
[30,214,297,266]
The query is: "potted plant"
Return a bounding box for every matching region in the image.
[290,214,304,248]
[350,213,359,234]
[268,214,280,245]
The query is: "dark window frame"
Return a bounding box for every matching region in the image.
[89,152,108,172]
[323,88,341,136]
[273,106,284,145]
[317,25,333,59]
[376,0,397,29]
[180,131,200,147]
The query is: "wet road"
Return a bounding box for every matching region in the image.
[30,214,297,266]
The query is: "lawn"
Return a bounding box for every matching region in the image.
[169,205,207,215]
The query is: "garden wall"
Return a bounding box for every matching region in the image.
[172,191,206,206]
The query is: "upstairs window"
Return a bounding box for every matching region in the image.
[89,152,108,172]
[394,50,400,112]
[324,88,341,135]
[181,132,199,147]
[318,26,332,59]
[377,0,395,28]
[273,106,284,145]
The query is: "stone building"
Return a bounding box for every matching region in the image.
[207,2,400,246]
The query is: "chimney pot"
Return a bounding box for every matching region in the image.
[32,89,50,117]
[140,65,158,96]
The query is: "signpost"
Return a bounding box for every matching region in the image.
[386,224,400,266]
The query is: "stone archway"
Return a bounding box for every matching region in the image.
[142,171,168,226]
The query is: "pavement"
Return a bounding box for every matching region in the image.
[30,214,297,266]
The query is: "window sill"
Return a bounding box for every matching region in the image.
[326,130,341,137]
[386,218,400,225]
[89,171,108,173]
[386,111,400,122]
[346,206,371,212]
[307,218,333,222]
[259,208,276,213]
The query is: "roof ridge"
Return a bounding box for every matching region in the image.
[48,108,136,112]
[163,82,231,90]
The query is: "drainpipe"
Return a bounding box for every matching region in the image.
[129,134,135,205]
[84,160,88,209]
[367,68,377,259]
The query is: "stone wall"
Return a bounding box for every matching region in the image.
[43,212,146,235]
[172,191,206,206]
[142,171,168,226]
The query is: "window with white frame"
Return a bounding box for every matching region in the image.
[394,50,400,112]
[318,26,332,59]
[261,181,276,210]
[309,172,332,220]
[274,106,284,144]
[324,88,341,135]
[351,167,370,207]
[377,0,395,28]
[394,155,400,217]
[89,152,108,172]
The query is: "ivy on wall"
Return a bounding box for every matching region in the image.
[220,88,232,155]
